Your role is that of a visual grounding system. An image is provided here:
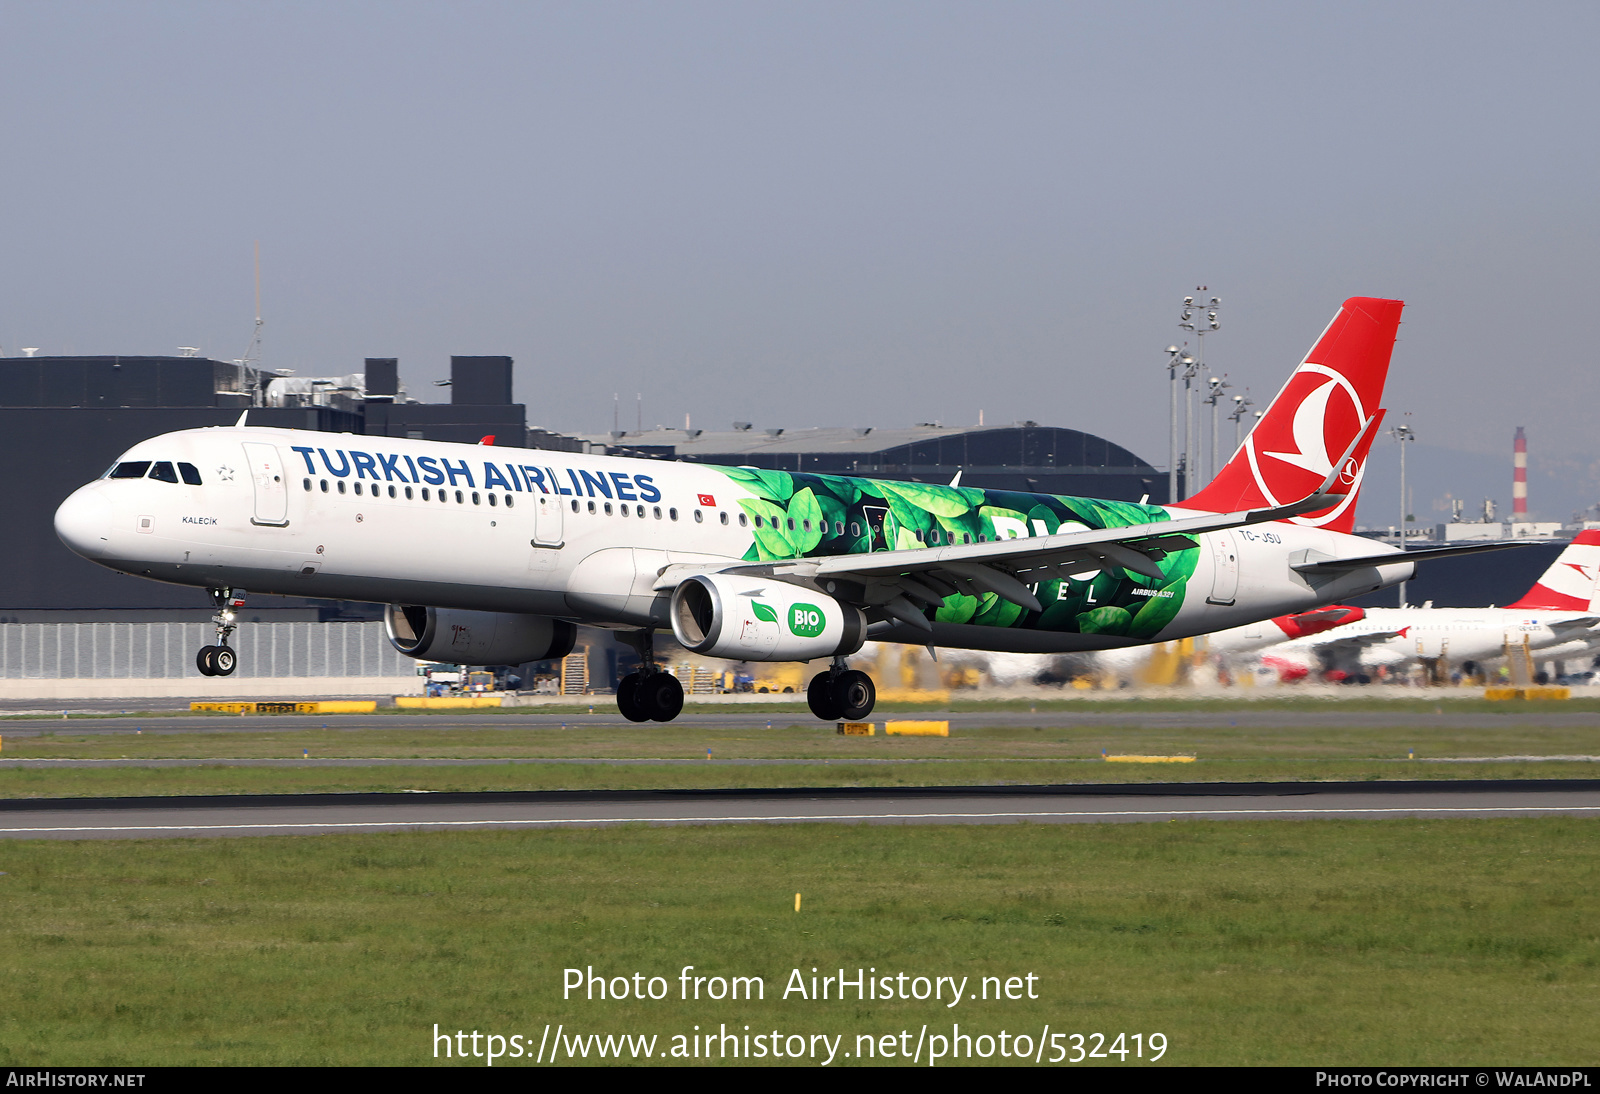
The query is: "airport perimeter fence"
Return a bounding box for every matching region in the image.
[0,621,415,679]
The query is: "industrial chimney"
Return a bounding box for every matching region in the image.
[1513,426,1528,522]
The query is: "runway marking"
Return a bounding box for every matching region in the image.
[2,803,1599,834]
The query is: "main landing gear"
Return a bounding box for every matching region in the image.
[806,659,876,721]
[196,587,245,678]
[616,629,684,723]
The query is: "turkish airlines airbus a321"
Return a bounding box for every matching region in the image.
[53,297,1509,722]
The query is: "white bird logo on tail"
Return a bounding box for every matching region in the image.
[1262,378,1336,476]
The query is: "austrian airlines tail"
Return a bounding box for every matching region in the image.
[1184,296,1405,533]
[1506,531,1600,611]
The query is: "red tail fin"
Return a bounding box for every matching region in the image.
[1507,531,1600,611]
[1184,296,1404,533]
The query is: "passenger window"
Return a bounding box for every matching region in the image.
[604,502,613,516]
[303,478,312,492]
[635,504,642,517]
[354,482,363,496]
[587,500,596,514]
[109,461,150,479]
[338,481,347,494]
[421,488,430,501]
[148,462,179,483]
[653,506,662,520]
[455,490,464,504]
[472,492,481,505]
[739,513,748,527]
[849,522,860,537]
[388,485,396,498]
[719,512,728,525]
[505,496,513,509]
[669,508,679,521]
[572,500,580,512]
[834,521,844,535]
[179,463,203,485]
[405,487,414,500]
[694,509,703,523]
[320,480,329,493]
[488,493,498,507]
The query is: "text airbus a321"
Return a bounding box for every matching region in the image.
[54,297,1505,721]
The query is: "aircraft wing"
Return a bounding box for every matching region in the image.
[1546,616,1600,635]
[1310,629,1408,651]
[658,491,1344,633]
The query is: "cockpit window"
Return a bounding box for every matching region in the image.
[149,461,179,484]
[109,461,151,479]
[178,462,202,485]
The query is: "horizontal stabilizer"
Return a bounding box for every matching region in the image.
[1290,540,1531,575]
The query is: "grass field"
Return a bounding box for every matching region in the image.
[1,708,1597,798]
[0,818,1595,1066]
[5,694,1600,722]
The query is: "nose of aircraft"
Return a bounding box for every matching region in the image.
[55,485,112,560]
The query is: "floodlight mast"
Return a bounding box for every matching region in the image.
[1227,390,1255,448]
[1203,374,1232,484]
[1177,290,1220,496]
[1390,420,1416,606]
[1164,345,1194,502]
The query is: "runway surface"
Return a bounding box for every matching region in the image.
[3,707,1600,736]
[1,780,1595,839]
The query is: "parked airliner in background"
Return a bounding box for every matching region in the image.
[1239,531,1600,682]
[1094,602,1369,679]
[55,296,1511,722]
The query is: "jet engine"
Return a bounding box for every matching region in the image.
[670,574,865,662]
[384,605,578,665]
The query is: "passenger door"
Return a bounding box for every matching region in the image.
[242,442,289,527]
[1206,530,1239,606]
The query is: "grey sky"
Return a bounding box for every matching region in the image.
[3,1,1596,522]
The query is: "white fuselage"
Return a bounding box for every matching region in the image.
[55,426,1413,656]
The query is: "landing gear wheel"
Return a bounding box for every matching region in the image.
[834,670,876,721]
[212,646,237,676]
[196,646,218,677]
[617,672,650,723]
[807,672,844,720]
[639,672,685,722]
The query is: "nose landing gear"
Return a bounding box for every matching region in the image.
[616,629,684,723]
[807,658,876,721]
[196,587,245,678]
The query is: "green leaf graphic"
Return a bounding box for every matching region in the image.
[978,506,1030,541]
[1077,605,1132,635]
[878,480,973,518]
[1130,579,1187,637]
[812,474,863,505]
[935,593,979,624]
[721,466,795,501]
[788,488,825,553]
[972,592,1024,628]
[737,497,795,560]
[750,601,778,623]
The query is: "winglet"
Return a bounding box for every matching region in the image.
[235,409,249,427]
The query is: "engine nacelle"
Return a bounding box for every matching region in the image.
[384,605,578,665]
[670,574,865,662]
